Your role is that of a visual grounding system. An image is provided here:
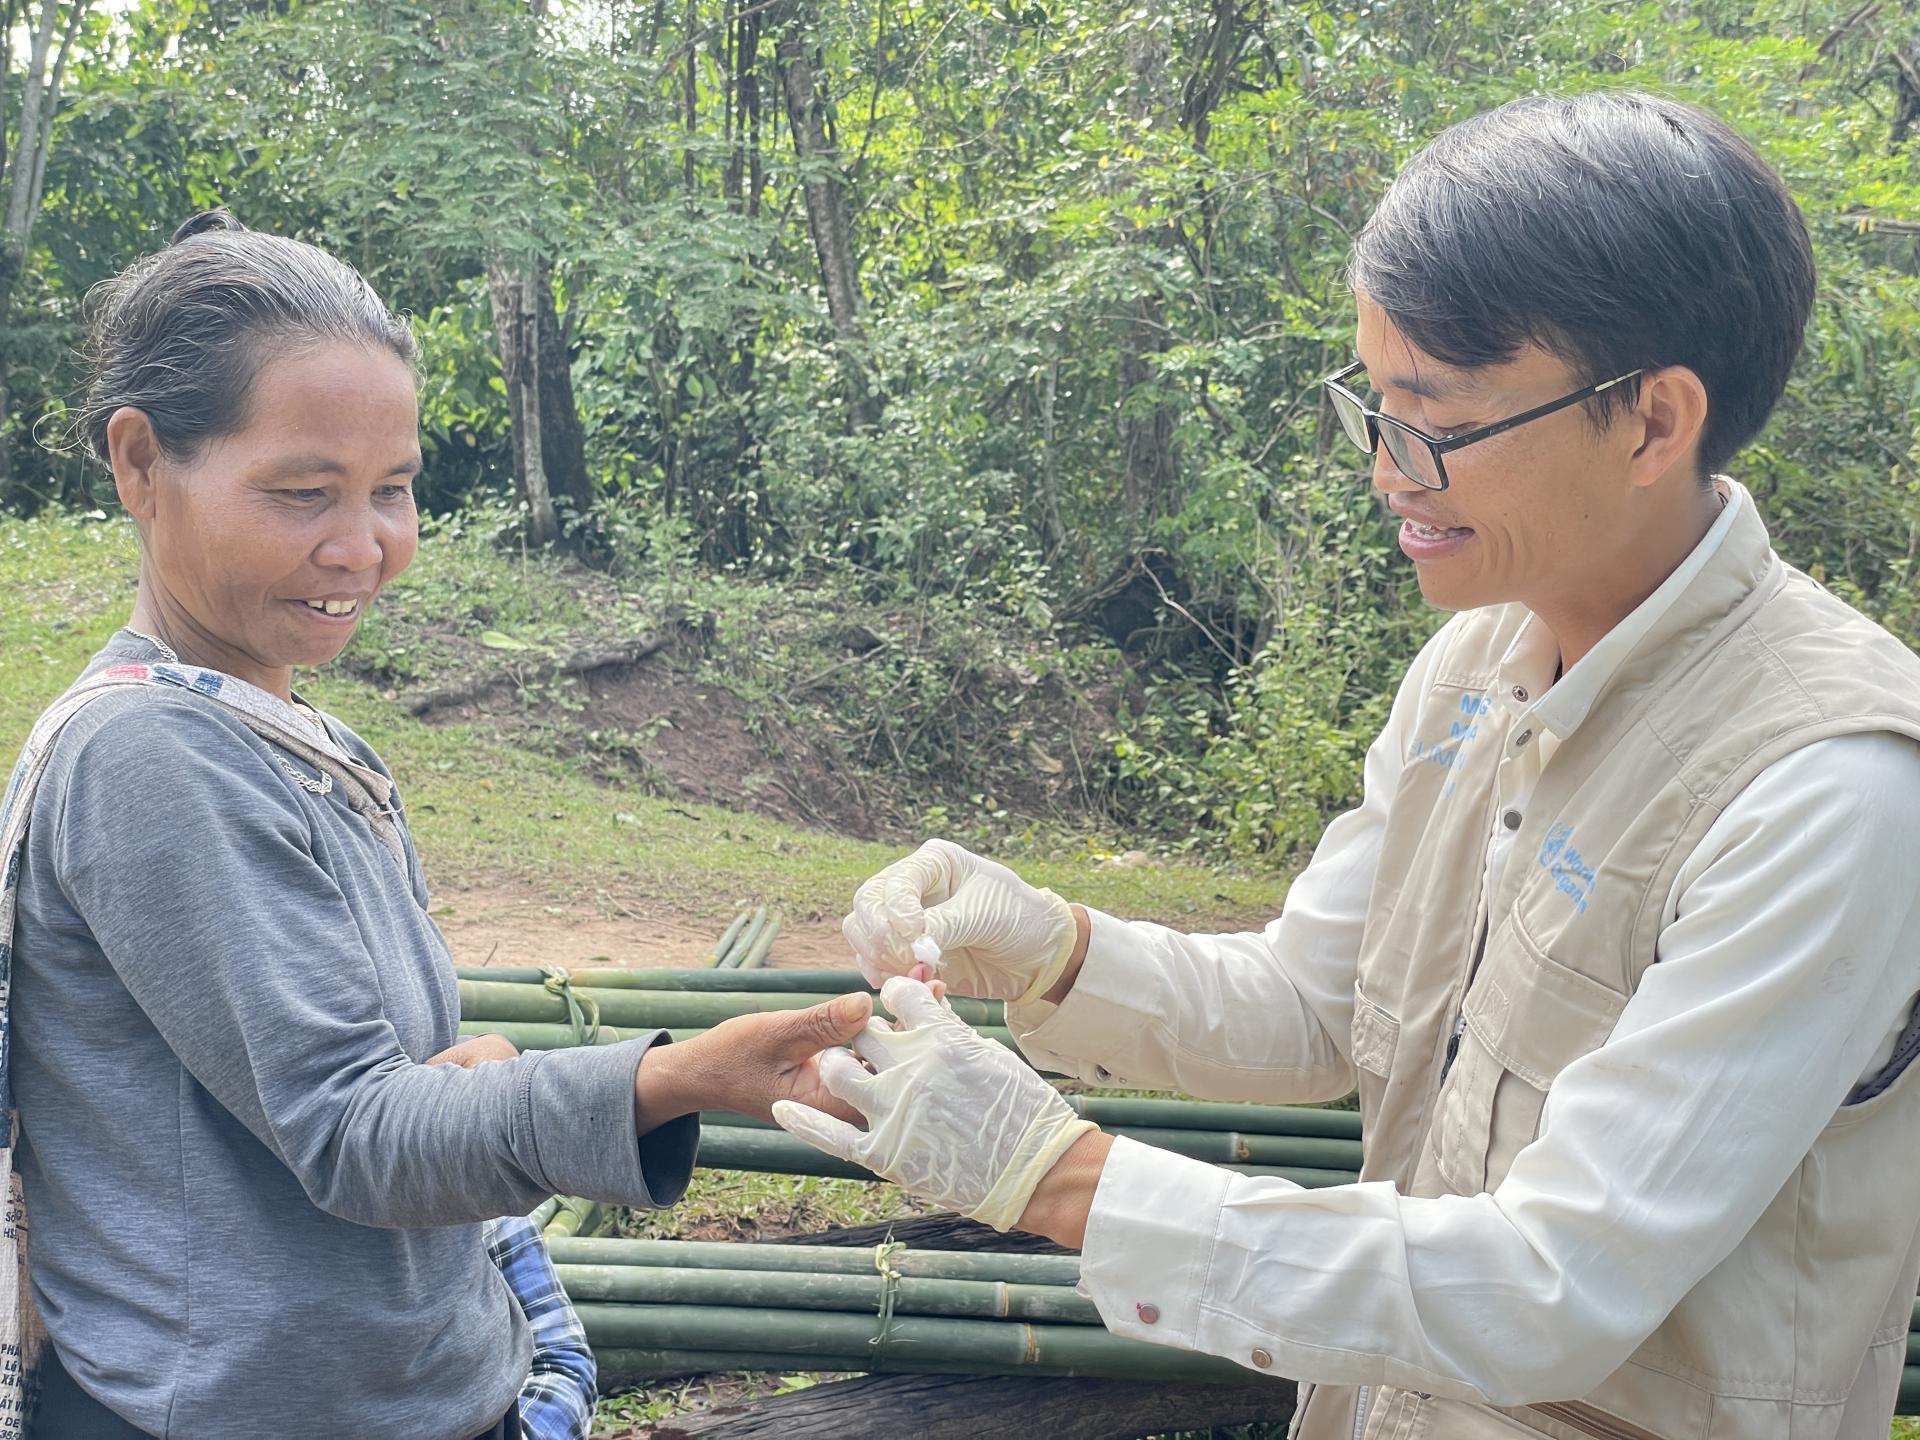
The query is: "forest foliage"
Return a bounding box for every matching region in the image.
[3,0,1917,860]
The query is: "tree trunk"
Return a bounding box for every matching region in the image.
[486,257,559,547]
[2,0,89,501]
[774,0,876,432]
[1892,34,1920,150]
[518,266,555,545]
[1115,25,1178,524]
[1038,352,1067,555]
[535,271,592,517]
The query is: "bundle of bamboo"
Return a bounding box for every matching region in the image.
[553,1244,1920,1409]
[466,962,1918,1413]
[544,1236,1259,1385]
[545,1238,1920,1409]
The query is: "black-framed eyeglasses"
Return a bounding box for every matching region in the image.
[1320,361,1643,491]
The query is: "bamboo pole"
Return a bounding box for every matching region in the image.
[557,1263,1100,1323]
[591,1347,1004,1383]
[458,979,1002,1029]
[692,1124,1357,1187]
[542,1195,604,1241]
[719,906,770,969]
[459,1021,1022,1054]
[464,967,873,993]
[1063,1096,1361,1139]
[545,1237,1084,1285]
[575,1303,1262,1383]
[706,911,752,968]
[526,1196,562,1232]
[701,1112,1358,1170]
[736,911,782,969]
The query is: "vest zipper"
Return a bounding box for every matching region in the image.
[1440,1013,1467,1082]
[1350,1384,1372,1439]
[1523,1401,1665,1440]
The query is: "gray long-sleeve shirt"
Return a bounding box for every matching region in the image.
[11,631,697,1439]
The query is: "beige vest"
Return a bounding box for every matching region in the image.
[1292,496,1920,1440]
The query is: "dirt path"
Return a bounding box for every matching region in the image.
[431,881,855,971]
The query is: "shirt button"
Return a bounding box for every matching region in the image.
[1093,1065,1113,1082]
[1502,809,1522,831]
[1514,729,1533,748]
[1136,1303,1160,1324]
[1511,685,1529,703]
[1250,1348,1274,1369]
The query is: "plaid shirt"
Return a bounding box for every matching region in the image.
[484,1214,596,1440]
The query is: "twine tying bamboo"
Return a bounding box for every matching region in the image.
[542,966,608,1047]
[869,1240,907,1353]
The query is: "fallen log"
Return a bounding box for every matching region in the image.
[759,1211,1073,1256]
[639,1370,1296,1440]
[404,628,677,716]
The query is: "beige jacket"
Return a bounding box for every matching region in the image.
[1292,493,1920,1440]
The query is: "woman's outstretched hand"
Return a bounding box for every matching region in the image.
[633,993,875,1132]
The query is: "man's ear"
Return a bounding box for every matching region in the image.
[1627,366,1710,489]
[106,407,164,524]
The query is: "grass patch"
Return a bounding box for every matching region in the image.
[0,510,1280,926]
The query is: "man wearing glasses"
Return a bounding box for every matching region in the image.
[778,91,1920,1440]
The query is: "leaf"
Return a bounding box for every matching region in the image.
[1027,741,1065,775]
[479,629,535,651]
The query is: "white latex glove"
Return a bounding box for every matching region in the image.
[773,976,1095,1231]
[842,838,1077,1002]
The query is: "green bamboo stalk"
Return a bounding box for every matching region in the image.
[526,1195,562,1232]
[702,1111,1359,1169]
[569,968,876,993]
[1903,1364,1918,1414]
[542,1196,604,1241]
[461,981,820,1028]
[575,1303,1261,1383]
[693,1124,1357,1188]
[710,1096,1353,1140]
[556,1263,1100,1324]
[544,1236,1084,1286]
[450,966,875,992]
[1102,1127,1360,1171]
[706,911,752,968]
[459,979,1001,1029]
[714,1098,1359,1144]
[453,966,556,985]
[1063,1096,1362,1140]
[735,911,782,969]
[718,906,769,969]
[592,1348,1009,1383]
[460,1021,1021,1054]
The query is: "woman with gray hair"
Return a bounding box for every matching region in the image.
[0,211,872,1440]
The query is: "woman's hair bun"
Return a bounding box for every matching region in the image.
[168,208,248,246]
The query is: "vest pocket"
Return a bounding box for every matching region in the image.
[1351,988,1400,1131]
[1434,915,1628,1194]
[1352,990,1400,1077]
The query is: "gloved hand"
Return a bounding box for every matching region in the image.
[773,976,1095,1231]
[842,838,1077,1002]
